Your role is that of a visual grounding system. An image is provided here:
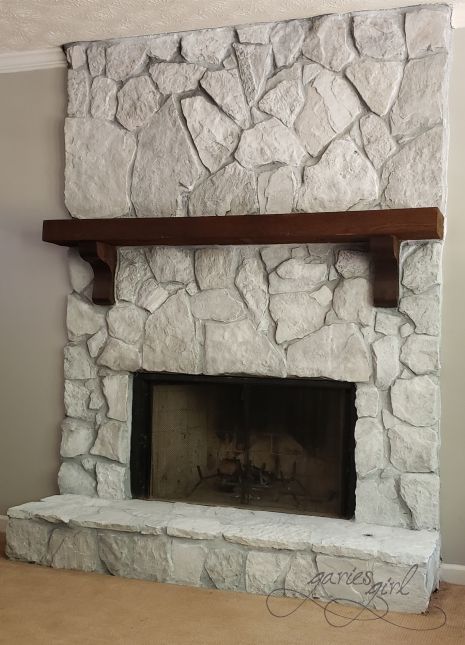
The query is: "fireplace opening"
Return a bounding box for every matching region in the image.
[131,374,356,519]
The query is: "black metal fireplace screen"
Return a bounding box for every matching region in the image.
[131,374,356,519]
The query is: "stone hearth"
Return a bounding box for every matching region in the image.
[7,5,450,613]
[7,496,439,613]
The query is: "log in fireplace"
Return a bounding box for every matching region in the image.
[131,374,356,518]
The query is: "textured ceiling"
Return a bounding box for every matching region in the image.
[0,0,462,53]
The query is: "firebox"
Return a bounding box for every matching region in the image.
[131,374,356,519]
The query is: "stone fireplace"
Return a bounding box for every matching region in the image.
[6,5,450,613]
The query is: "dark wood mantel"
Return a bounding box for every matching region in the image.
[42,207,444,308]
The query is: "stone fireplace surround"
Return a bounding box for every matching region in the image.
[7,5,450,612]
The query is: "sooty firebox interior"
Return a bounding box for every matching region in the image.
[131,374,356,519]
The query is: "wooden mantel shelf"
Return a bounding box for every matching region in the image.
[42,208,444,308]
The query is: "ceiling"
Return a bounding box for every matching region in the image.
[0,0,463,54]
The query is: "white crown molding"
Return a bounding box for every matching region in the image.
[440,563,465,585]
[0,47,66,74]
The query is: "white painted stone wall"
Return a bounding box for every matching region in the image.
[60,6,451,532]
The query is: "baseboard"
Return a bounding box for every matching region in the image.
[0,515,7,533]
[440,563,465,585]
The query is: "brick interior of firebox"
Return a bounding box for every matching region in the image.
[149,380,355,517]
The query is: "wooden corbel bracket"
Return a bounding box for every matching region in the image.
[43,208,444,308]
[77,241,117,305]
[369,236,401,308]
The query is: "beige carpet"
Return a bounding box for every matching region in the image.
[1,532,464,645]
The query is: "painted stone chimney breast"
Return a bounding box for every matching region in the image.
[64,6,450,219]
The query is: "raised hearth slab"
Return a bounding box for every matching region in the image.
[6,495,440,613]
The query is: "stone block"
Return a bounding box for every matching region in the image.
[102,375,129,421]
[182,95,240,173]
[400,334,440,375]
[58,462,97,497]
[233,43,272,106]
[201,68,250,129]
[96,462,127,500]
[171,541,207,586]
[148,33,179,60]
[190,289,245,322]
[181,27,234,65]
[189,161,258,216]
[373,336,400,389]
[64,344,97,380]
[49,527,103,572]
[64,380,92,421]
[258,80,304,128]
[295,71,361,157]
[346,60,403,116]
[399,291,441,336]
[67,294,106,340]
[107,304,146,345]
[6,519,52,564]
[258,166,298,214]
[391,54,447,136]
[235,257,269,328]
[402,243,442,295]
[303,15,354,71]
[287,323,371,382]
[355,478,409,528]
[400,474,440,530]
[391,375,440,427]
[285,553,318,598]
[269,258,327,294]
[195,248,239,289]
[355,385,379,418]
[205,319,286,377]
[90,77,117,120]
[99,532,172,580]
[353,13,406,60]
[87,43,106,76]
[355,418,384,477]
[270,20,305,67]
[405,8,450,58]
[150,62,205,94]
[143,291,200,374]
[105,41,147,80]
[335,250,370,279]
[269,292,326,343]
[382,127,443,209]
[167,518,222,540]
[235,117,307,169]
[65,118,136,218]
[116,76,162,130]
[98,338,142,372]
[298,140,378,211]
[68,69,90,117]
[360,113,397,170]
[245,551,290,595]
[205,548,245,591]
[60,418,95,458]
[389,425,438,473]
[91,420,129,464]
[131,98,203,217]
[237,23,273,44]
